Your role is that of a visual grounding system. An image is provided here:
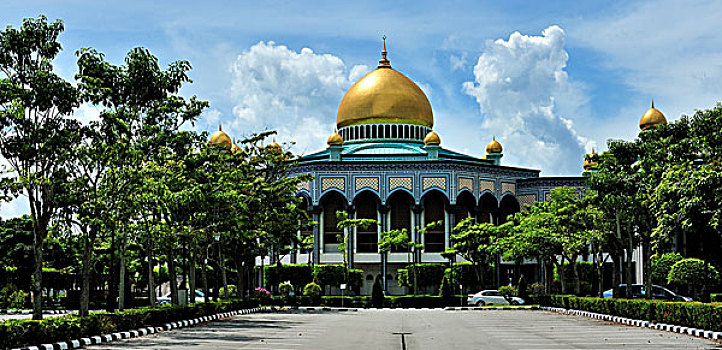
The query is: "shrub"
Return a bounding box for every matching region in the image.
[439,275,454,303]
[279,283,293,297]
[371,275,384,308]
[303,281,321,303]
[261,264,313,290]
[538,295,722,332]
[0,299,261,349]
[498,285,516,297]
[517,275,528,300]
[312,265,363,290]
[444,262,494,291]
[397,264,446,291]
[668,258,720,301]
[651,253,683,285]
[218,284,237,297]
[0,285,28,309]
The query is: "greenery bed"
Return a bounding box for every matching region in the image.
[538,295,722,332]
[0,299,260,349]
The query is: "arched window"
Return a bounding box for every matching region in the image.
[423,191,446,252]
[388,191,412,252]
[355,191,379,253]
[321,192,346,253]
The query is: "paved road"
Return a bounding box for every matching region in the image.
[89,309,721,350]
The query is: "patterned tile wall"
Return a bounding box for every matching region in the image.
[321,177,345,192]
[501,182,516,195]
[479,179,495,193]
[355,177,379,192]
[458,177,473,192]
[389,177,413,191]
[422,177,447,191]
[517,194,537,211]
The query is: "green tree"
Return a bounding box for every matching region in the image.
[444,217,496,290]
[75,45,207,307]
[668,258,720,302]
[650,252,683,285]
[0,16,81,319]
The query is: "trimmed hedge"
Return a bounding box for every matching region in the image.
[538,295,722,332]
[397,263,446,290]
[313,264,363,289]
[261,264,313,290]
[0,299,260,349]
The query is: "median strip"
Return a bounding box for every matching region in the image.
[540,306,722,341]
[11,307,273,350]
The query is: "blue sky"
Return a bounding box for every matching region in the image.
[2,0,722,217]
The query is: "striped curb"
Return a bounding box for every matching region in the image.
[0,309,71,315]
[11,307,273,350]
[540,306,722,341]
[295,307,359,312]
[445,306,539,311]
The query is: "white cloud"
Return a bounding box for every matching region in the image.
[228,42,367,153]
[570,0,722,140]
[462,25,590,174]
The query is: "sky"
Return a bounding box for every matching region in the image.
[2,0,722,217]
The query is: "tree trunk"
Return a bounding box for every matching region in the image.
[642,235,652,300]
[118,229,127,310]
[571,256,581,295]
[625,243,634,298]
[31,236,43,320]
[147,238,156,306]
[168,246,179,305]
[611,254,620,297]
[556,257,566,294]
[79,241,92,316]
[219,244,228,299]
[189,242,196,302]
[201,248,209,303]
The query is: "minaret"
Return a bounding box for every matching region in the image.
[378,35,391,68]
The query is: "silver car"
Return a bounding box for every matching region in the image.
[468,290,525,306]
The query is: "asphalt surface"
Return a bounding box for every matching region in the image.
[88,309,721,350]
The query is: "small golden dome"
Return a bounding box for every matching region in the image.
[424,130,440,145]
[209,125,232,150]
[327,130,343,146]
[639,100,667,131]
[268,139,283,153]
[336,41,433,129]
[583,148,599,171]
[486,137,503,154]
[230,143,241,154]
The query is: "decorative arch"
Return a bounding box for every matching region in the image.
[385,187,414,205]
[421,189,448,253]
[387,190,414,252]
[353,190,380,253]
[455,190,477,225]
[319,190,348,253]
[499,194,520,224]
[478,192,498,224]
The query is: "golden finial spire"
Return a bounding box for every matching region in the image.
[378,35,391,68]
[651,99,655,109]
[219,124,222,131]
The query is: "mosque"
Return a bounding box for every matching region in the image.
[209,42,667,295]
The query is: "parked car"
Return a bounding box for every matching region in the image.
[467,290,525,306]
[157,290,206,305]
[602,284,692,302]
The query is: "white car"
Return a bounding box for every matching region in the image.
[467,290,525,306]
[157,290,206,304]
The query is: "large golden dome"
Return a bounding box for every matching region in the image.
[209,125,232,150]
[336,43,433,129]
[639,101,667,131]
